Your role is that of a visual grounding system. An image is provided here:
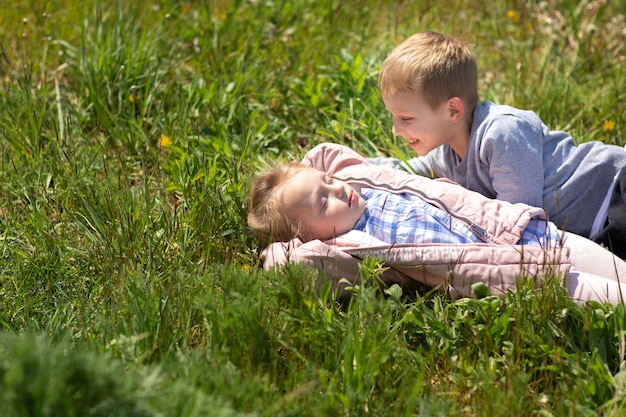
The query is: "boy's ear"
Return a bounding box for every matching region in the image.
[447,97,464,122]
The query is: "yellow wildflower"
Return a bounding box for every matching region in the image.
[506,10,519,23]
[128,94,134,103]
[604,120,616,132]
[159,134,173,148]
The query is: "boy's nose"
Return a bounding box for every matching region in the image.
[392,123,402,137]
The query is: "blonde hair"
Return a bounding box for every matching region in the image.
[247,162,310,243]
[378,31,478,109]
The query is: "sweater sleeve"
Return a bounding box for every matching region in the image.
[367,156,435,178]
[478,115,545,208]
[261,238,431,298]
[301,142,367,174]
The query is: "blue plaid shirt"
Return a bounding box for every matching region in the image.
[352,188,559,246]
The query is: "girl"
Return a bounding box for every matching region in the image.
[248,142,626,305]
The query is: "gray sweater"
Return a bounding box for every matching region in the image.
[372,101,626,237]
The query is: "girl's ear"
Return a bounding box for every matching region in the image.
[447,97,465,123]
[293,221,311,242]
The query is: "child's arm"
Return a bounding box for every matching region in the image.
[478,116,546,208]
[301,142,366,174]
[261,238,425,297]
[367,155,434,177]
[302,142,436,177]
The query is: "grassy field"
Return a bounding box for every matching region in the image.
[1,0,626,415]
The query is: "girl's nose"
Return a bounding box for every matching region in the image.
[330,182,343,197]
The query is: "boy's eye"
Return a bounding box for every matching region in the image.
[401,117,413,122]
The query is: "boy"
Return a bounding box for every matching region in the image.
[372,31,626,257]
[248,142,626,305]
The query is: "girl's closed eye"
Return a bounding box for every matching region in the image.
[401,116,414,122]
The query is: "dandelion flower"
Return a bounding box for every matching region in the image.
[128,94,135,103]
[604,120,616,132]
[506,10,519,23]
[159,134,173,148]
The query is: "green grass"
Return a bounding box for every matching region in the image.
[1,0,626,415]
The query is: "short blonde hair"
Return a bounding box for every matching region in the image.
[247,162,309,243]
[378,31,478,109]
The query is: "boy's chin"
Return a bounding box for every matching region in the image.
[409,144,429,156]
